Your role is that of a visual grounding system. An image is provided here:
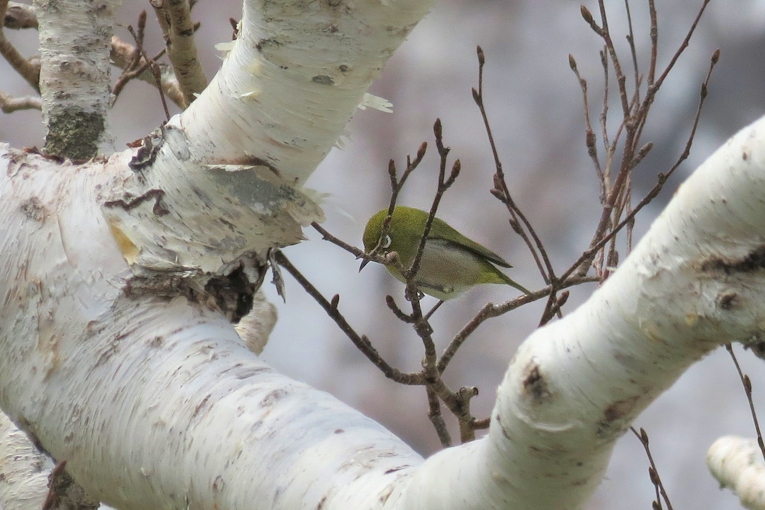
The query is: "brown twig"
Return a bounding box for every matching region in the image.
[569,54,604,200]
[631,427,674,510]
[0,90,40,112]
[473,47,563,325]
[473,47,554,287]
[112,12,148,101]
[0,0,39,92]
[406,120,458,283]
[385,295,414,323]
[312,221,365,258]
[391,121,493,441]
[566,0,714,284]
[624,0,640,99]
[274,251,424,385]
[122,22,172,120]
[437,275,596,373]
[647,0,658,86]
[538,291,569,327]
[110,35,184,108]
[354,142,428,269]
[651,0,711,91]
[277,247,482,443]
[725,343,765,462]
[388,142,428,216]
[561,46,718,283]
[426,386,452,447]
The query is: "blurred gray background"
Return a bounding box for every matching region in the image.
[2,0,765,508]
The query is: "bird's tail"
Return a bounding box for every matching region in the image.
[498,273,531,295]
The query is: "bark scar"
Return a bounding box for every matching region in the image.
[103,189,169,216]
[128,131,164,171]
[717,291,740,310]
[522,361,551,403]
[701,246,765,274]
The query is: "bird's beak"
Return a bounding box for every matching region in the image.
[359,258,371,272]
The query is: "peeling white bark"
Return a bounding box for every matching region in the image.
[393,119,765,507]
[2,114,765,510]
[100,0,433,277]
[2,0,437,507]
[0,413,52,509]
[2,0,765,509]
[181,0,432,186]
[0,166,423,505]
[234,290,278,355]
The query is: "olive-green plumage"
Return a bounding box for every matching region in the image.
[361,206,529,300]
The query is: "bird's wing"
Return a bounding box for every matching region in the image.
[427,217,511,268]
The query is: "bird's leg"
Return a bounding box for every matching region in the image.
[404,285,424,302]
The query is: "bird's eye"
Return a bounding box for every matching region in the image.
[381,235,392,249]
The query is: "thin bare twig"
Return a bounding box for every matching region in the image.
[0,90,40,112]
[427,386,451,447]
[112,12,148,102]
[0,0,39,92]
[562,46,718,283]
[110,35,184,108]
[473,47,564,326]
[355,142,428,269]
[726,343,765,461]
[631,427,674,510]
[274,251,424,386]
[624,0,640,100]
[278,244,479,443]
[438,275,596,373]
[652,0,711,91]
[124,23,171,120]
[569,55,604,200]
[473,47,554,288]
[312,221,365,258]
[406,120,459,283]
[567,0,714,284]
[647,0,658,86]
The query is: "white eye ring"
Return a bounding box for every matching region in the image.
[381,235,392,249]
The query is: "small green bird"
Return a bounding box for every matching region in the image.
[361,206,530,300]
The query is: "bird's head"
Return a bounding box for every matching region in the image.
[360,206,426,271]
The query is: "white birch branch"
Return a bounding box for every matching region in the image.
[708,436,765,510]
[1,0,435,507]
[101,0,432,277]
[0,412,52,509]
[0,412,118,510]
[388,117,765,509]
[181,0,431,186]
[34,0,117,158]
[2,0,765,509]
[2,111,764,510]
